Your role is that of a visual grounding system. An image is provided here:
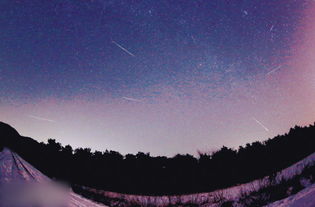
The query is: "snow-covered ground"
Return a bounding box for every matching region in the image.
[266,183,315,207]
[1,147,314,207]
[0,148,106,207]
[84,152,315,207]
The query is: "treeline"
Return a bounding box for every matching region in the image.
[0,121,314,195]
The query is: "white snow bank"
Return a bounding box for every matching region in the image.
[0,148,106,207]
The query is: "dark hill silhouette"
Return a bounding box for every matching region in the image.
[0,122,38,152]
[0,121,314,195]
[0,121,20,138]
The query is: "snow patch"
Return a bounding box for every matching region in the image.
[0,148,106,207]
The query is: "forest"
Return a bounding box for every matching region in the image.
[0,121,314,195]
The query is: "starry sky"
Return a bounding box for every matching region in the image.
[1,0,315,156]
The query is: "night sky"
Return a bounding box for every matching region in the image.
[1,0,315,156]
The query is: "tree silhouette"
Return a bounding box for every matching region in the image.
[0,121,314,195]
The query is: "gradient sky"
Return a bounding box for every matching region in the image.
[1,0,315,156]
